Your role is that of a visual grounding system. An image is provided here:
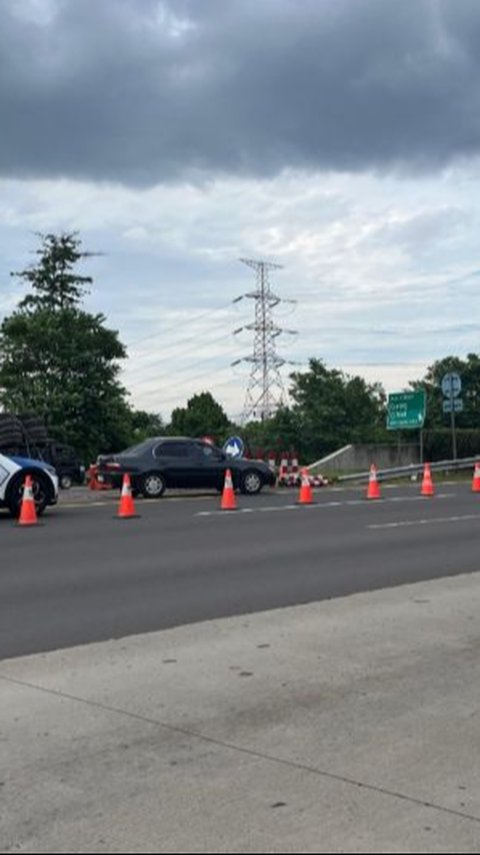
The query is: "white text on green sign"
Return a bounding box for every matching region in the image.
[387,391,426,430]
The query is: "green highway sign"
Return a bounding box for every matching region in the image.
[387,391,426,430]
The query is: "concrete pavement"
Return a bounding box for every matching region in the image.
[2,572,480,853]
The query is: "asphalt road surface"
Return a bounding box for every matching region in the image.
[2,482,480,660]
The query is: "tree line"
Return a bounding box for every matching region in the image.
[1,232,478,463]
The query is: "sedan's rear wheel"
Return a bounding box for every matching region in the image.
[140,472,166,498]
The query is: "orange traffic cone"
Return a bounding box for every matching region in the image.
[472,462,480,493]
[116,473,140,519]
[297,468,314,504]
[421,463,435,497]
[366,464,381,500]
[17,475,39,526]
[221,469,237,511]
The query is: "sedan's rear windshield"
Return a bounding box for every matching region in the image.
[120,440,155,456]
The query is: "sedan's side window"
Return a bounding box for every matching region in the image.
[154,442,191,459]
[198,443,213,458]
[195,442,223,461]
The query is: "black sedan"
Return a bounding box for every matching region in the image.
[97,437,276,497]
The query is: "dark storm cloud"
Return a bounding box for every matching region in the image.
[1,0,480,185]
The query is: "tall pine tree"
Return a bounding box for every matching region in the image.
[0,233,132,462]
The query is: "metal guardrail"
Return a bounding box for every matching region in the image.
[338,456,479,483]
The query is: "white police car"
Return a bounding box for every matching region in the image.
[0,452,59,517]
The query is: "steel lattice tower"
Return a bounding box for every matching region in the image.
[232,259,296,422]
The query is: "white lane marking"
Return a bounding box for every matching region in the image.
[369,513,480,530]
[195,494,454,518]
[342,495,452,508]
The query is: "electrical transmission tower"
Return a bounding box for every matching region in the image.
[232,258,297,422]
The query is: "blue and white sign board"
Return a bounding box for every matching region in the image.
[443,398,464,414]
[223,436,245,458]
[441,372,462,398]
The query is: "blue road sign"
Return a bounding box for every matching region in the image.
[443,398,463,414]
[441,372,462,398]
[223,436,245,458]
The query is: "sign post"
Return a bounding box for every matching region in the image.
[441,373,462,461]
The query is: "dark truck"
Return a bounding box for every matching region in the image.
[0,413,85,489]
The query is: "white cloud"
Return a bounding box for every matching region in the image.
[1,162,480,418]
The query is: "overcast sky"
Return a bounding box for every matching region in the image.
[2,0,480,420]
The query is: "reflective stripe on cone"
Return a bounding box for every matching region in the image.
[366,464,381,500]
[17,475,39,526]
[116,473,140,518]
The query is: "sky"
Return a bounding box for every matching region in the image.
[1,0,480,421]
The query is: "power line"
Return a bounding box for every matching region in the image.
[124,352,236,393]
[123,301,233,350]
[121,297,250,381]
[137,378,238,412]
[136,365,233,404]
[122,328,236,380]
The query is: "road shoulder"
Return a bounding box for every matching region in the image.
[2,572,480,853]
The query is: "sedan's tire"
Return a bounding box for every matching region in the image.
[6,470,52,517]
[140,472,166,499]
[60,474,72,490]
[240,470,263,495]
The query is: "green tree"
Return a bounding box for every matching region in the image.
[242,406,301,456]
[130,409,165,443]
[409,354,480,459]
[0,232,131,462]
[289,358,387,459]
[169,392,230,441]
[12,232,93,312]
[410,354,480,429]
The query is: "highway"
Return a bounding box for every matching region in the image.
[1,482,479,660]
